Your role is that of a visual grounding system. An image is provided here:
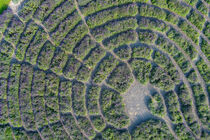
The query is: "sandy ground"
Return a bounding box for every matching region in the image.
[123,81,155,129]
[9,0,23,14]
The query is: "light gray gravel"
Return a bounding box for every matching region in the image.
[122,81,155,127]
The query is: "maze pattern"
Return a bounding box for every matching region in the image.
[0,0,209,139]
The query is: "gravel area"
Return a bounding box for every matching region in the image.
[123,81,155,127]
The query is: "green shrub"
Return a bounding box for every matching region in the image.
[72,81,86,116]
[148,92,165,117]
[187,10,205,30]
[197,1,208,15]
[86,85,100,115]
[77,116,96,138]
[131,119,175,140]
[164,91,183,123]
[86,4,138,28]
[25,28,48,65]
[59,80,72,113]
[37,41,56,70]
[103,30,137,50]
[106,63,133,93]
[114,45,131,60]
[92,54,119,84]
[102,127,130,140]
[90,115,106,132]
[130,59,152,84]
[196,58,210,83]
[100,88,130,128]
[91,17,137,41]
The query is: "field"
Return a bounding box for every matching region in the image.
[0,0,209,139]
[0,0,11,14]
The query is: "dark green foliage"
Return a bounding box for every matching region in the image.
[61,113,87,140]
[177,84,201,135]
[77,116,96,138]
[4,15,24,45]
[37,41,56,70]
[0,125,13,140]
[45,72,60,123]
[196,58,210,83]
[81,0,148,16]
[131,119,175,140]
[100,88,129,128]
[0,39,14,57]
[86,3,138,28]
[150,66,174,91]
[90,115,106,132]
[13,128,28,140]
[203,22,210,40]
[167,28,197,60]
[33,0,65,21]
[153,50,180,83]
[103,30,137,50]
[50,11,81,45]
[73,35,97,60]
[0,0,209,138]
[132,45,153,59]
[148,92,165,117]
[72,81,86,116]
[25,28,48,65]
[107,63,133,93]
[139,4,166,20]
[130,59,152,84]
[86,85,100,115]
[39,125,55,140]
[31,70,48,128]
[186,69,198,83]
[192,84,210,129]
[92,54,119,84]
[138,30,157,44]
[102,127,130,140]
[63,55,81,79]
[167,0,191,16]
[60,22,88,53]
[173,52,191,73]
[156,36,179,57]
[43,0,75,32]
[0,99,8,124]
[197,1,208,15]
[91,17,138,41]
[7,63,22,127]
[0,53,11,78]
[139,17,169,32]
[183,0,198,6]
[178,19,199,44]
[164,91,183,123]
[50,121,70,139]
[50,48,68,74]
[0,8,13,33]
[18,0,42,21]
[19,64,36,130]
[200,37,210,61]
[174,123,194,140]
[59,80,72,113]
[114,45,131,60]
[16,20,39,61]
[187,10,205,30]
[76,65,91,82]
[83,46,106,70]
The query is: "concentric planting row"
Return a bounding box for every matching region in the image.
[0,0,209,139]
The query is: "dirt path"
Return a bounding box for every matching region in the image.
[9,0,23,14]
